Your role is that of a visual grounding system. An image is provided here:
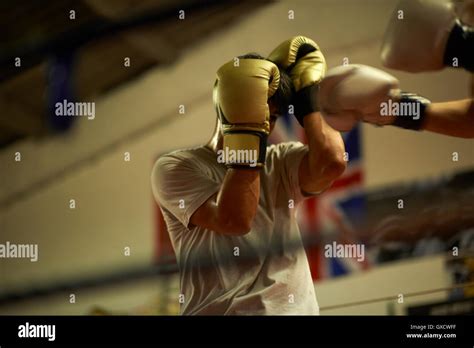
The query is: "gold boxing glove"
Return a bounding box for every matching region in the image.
[214,58,280,168]
[268,36,327,126]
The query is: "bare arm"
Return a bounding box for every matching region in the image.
[190,169,259,236]
[299,112,347,194]
[422,99,474,138]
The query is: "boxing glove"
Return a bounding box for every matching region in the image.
[381,0,474,72]
[214,58,280,168]
[268,36,327,126]
[318,64,431,131]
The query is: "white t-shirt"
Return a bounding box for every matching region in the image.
[151,141,318,315]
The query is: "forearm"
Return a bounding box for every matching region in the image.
[422,99,474,138]
[216,168,260,233]
[301,113,346,193]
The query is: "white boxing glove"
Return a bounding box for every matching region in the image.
[318,64,431,132]
[381,0,474,72]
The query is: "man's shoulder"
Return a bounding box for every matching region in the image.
[267,141,306,156]
[151,146,211,191]
[152,145,215,180]
[156,146,210,166]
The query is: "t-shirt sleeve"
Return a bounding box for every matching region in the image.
[276,142,309,205]
[151,154,220,228]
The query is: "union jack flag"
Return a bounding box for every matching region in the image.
[270,114,370,280]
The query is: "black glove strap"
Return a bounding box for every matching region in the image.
[444,20,474,72]
[288,44,321,127]
[391,93,430,131]
[292,85,319,127]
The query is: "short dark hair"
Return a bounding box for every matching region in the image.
[237,53,294,116]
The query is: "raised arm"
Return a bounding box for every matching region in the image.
[268,36,346,195]
[299,113,346,194]
[190,169,259,236]
[191,58,281,235]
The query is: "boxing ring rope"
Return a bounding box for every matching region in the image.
[1,244,472,310]
[320,281,474,312]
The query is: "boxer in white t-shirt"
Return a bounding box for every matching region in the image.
[152,37,346,315]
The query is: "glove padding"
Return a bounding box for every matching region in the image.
[318,64,430,131]
[268,36,326,126]
[381,0,474,72]
[214,59,280,168]
[318,64,399,131]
